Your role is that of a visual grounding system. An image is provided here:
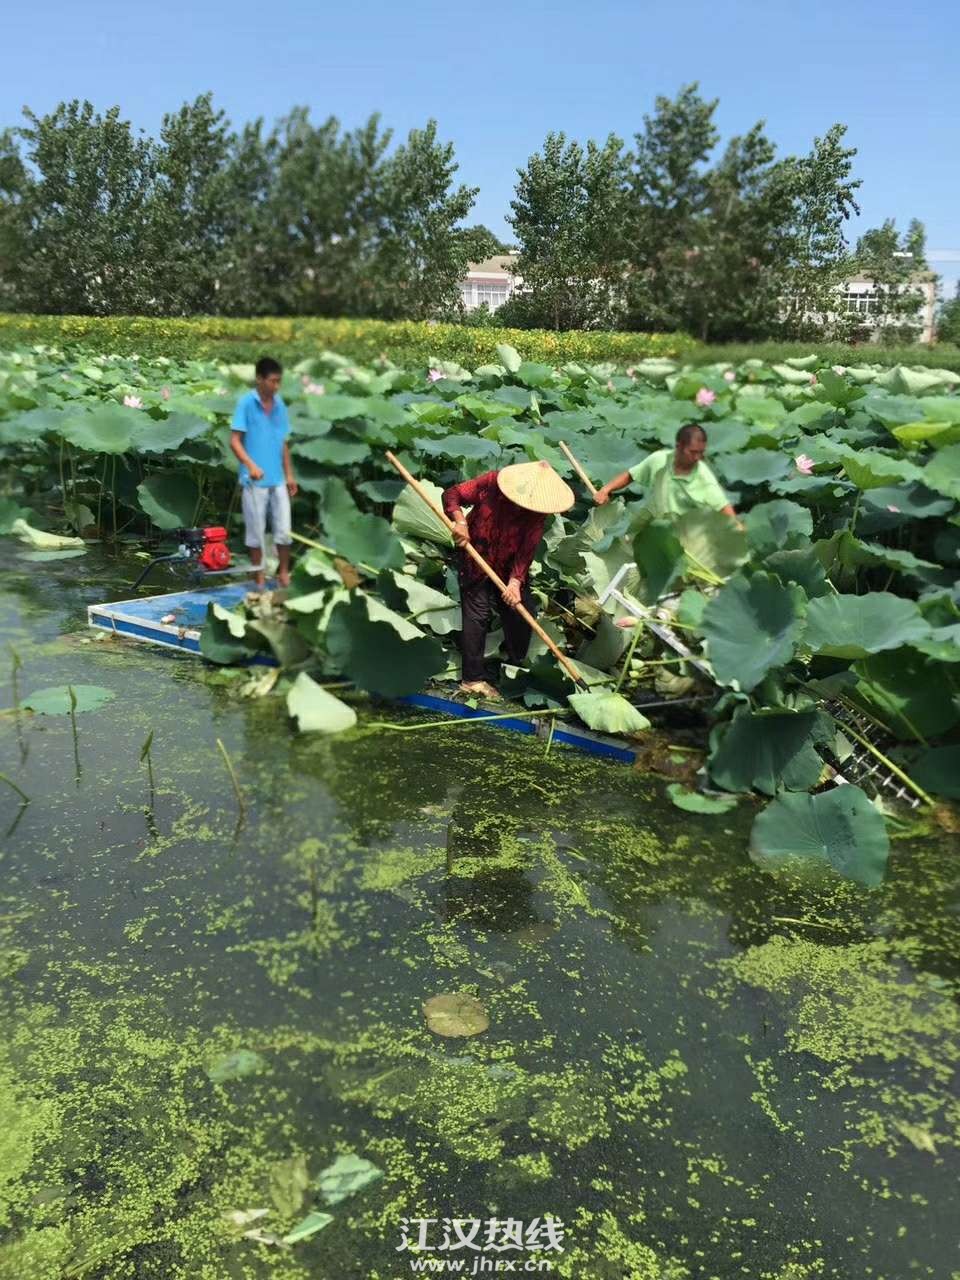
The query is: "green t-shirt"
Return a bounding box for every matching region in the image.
[628,448,729,518]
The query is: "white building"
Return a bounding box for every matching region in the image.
[841,272,937,344]
[459,254,520,313]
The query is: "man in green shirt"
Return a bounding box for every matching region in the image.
[593,424,737,521]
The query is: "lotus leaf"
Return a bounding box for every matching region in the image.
[516,361,556,388]
[803,592,929,659]
[708,706,832,795]
[316,1153,383,1205]
[207,1048,267,1082]
[910,746,960,799]
[632,520,684,604]
[666,783,739,814]
[576,614,626,669]
[423,993,490,1038]
[282,1212,335,1244]
[325,594,445,695]
[320,477,405,571]
[59,404,142,453]
[199,602,263,664]
[23,685,115,714]
[749,786,889,887]
[414,432,502,460]
[763,549,830,598]
[673,509,748,580]
[269,1153,310,1218]
[921,443,960,502]
[391,574,460,635]
[853,650,960,741]
[700,573,805,691]
[744,500,812,557]
[814,369,866,408]
[568,689,651,734]
[716,450,791,487]
[132,413,210,453]
[292,434,370,466]
[136,473,201,530]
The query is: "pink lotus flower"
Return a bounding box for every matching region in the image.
[427,368,443,383]
[304,381,325,396]
[795,453,815,475]
[809,374,817,385]
[606,380,615,392]
[723,370,736,383]
[626,366,636,378]
[123,394,143,409]
[161,386,171,401]
[695,388,716,407]
[886,504,901,513]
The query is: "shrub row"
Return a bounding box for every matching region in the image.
[693,338,960,373]
[0,313,696,368]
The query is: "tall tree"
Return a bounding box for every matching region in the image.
[508,132,629,330]
[458,224,510,263]
[11,102,156,314]
[937,282,960,346]
[853,217,930,339]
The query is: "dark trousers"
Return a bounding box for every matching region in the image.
[459,576,536,682]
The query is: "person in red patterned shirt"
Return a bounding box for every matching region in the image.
[442,461,574,700]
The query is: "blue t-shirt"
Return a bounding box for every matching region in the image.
[231,390,290,486]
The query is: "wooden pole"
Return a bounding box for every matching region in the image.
[385,451,584,687]
[559,441,598,499]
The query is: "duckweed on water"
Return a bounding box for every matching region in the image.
[3,557,960,1277]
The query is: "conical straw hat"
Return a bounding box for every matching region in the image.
[497,460,575,514]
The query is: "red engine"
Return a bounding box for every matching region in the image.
[197,526,232,572]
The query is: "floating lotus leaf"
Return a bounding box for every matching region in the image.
[19,548,87,562]
[136,473,201,530]
[744,500,812,557]
[23,685,115,714]
[700,573,805,691]
[568,689,651,734]
[749,786,889,887]
[282,1212,335,1244]
[325,594,445,696]
[423,993,490,1038]
[316,1153,383,1205]
[269,1153,310,1218]
[803,592,929,659]
[666,783,739,814]
[207,1048,267,1083]
[708,706,832,795]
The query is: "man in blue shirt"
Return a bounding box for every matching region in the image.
[230,356,298,587]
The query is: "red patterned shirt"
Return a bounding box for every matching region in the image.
[442,470,546,585]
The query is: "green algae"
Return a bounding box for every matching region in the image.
[3,557,960,1279]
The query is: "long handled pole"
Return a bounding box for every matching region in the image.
[559,441,598,499]
[385,451,584,687]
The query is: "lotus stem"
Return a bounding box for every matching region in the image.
[838,721,934,808]
[140,729,155,794]
[8,644,21,713]
[289,531,377,577]
[544,716,557,757]
[373,707,561,734]
[216,737,246,815]
[0,773,29,804]
[615,622,644,693]
[67,684,81,785]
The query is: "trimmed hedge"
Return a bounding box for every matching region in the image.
[0,313,696,367]
[692,338,960,374]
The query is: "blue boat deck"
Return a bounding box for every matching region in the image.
[88,584,639,764]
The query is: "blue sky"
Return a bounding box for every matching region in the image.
[5,0,959,298]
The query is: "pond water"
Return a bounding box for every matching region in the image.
[2,551,959,1280]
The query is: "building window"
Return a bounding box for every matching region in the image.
[845,290,878,315]
[476,284,509,309]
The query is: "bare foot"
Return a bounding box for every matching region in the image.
[277,570,291,588]
[459,681,502,701]
[253,574,266,589]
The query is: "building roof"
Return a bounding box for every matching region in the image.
[465,254,518,275]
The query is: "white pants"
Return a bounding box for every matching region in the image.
[241,483,291,549]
